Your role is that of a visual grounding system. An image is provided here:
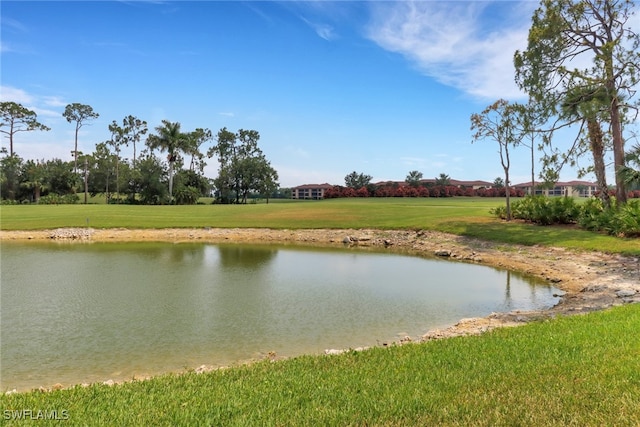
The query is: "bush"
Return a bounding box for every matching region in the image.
[613,199,640,237]
[38,193,79,204]
[509,196,579,225]
[174,186,201,205]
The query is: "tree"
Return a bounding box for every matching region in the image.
[107,121,127,201]
[512,100,547,195]
[207,128,278,204]
[0,102,50,156]
[493,177,505,188]
[86,142,117,202]
[120,115,148,167]
[147,120,188,200]
[0,152,23,200]
[471,99,524,221]
[620,143,640,189]
[20,159,47,203]
[435,173,451,186]
[42,158,78,195]
[208,127,237,204]
[63,103,99,173]
[344,171,372,189]
[136,153,168,204]
[184,128,211,173]
[405,170,423,187]
[560,85,612,208]
[514,0,640,205]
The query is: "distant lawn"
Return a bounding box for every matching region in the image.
[1,198,638,255]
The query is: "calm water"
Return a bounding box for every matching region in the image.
[1,242,559,391]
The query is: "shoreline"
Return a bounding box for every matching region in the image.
[2,227,639,392]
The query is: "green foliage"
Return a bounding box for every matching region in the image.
[616,200,640,237]
[509,195,580,225]
[208,128,278,204]
[38,193,79,204]
[135,154,168,205]
[173,185,200,205]
[344,171,372,189]
[493,195,640,237]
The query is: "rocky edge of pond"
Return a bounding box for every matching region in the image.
[2,227,639,392]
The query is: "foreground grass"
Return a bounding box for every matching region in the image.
[1,198,638,254]
[2,304,639,426]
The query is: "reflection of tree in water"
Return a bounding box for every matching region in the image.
[134,244,206,264]
[217,245,278,270]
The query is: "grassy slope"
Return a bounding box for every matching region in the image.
[2,304,639,426]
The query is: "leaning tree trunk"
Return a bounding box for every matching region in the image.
[587,119,610,209]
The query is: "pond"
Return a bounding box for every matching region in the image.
[1,242,560,391]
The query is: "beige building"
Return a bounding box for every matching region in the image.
[291,183,334,200]
[513,180,599,197]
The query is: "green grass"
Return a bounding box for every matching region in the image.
[2,304,639,426]
[1,198,638,254]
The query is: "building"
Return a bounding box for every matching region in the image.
[291,183,334,200]
[513,180,598,197]
[374,179,494,189]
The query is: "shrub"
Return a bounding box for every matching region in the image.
[38,193,79,204]
[508,196,579,225]
[174,186,201,205]
[614,199,640,237]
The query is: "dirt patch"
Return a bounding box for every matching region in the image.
[3,227,638,343]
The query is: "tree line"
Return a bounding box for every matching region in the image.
[0,102,278,204]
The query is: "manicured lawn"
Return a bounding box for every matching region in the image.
[1,198,638,254]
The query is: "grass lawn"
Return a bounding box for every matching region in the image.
[1,197,638,254]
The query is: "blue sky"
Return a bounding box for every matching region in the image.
[0,0,617,188]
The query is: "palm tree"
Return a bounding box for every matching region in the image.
[147,120,187,200]
[20,159,47,203]
[619,144,640,189]
[561,86,610,208]
[435,173,451,186]
[405,170,423,187]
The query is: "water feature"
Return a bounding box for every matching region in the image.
[0,242,559,391]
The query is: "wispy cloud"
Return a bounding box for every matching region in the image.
[366,1,535,101]
[0,86,68,120]
[300,17,337,41]
[0,86,34,104]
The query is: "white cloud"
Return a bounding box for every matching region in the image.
[300,17,337,41]
[366,1,535,101]
[42,95,67,108]
[0,86,67,119]
[0,85,34,104]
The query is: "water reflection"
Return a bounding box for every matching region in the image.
[0,242,559,391]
